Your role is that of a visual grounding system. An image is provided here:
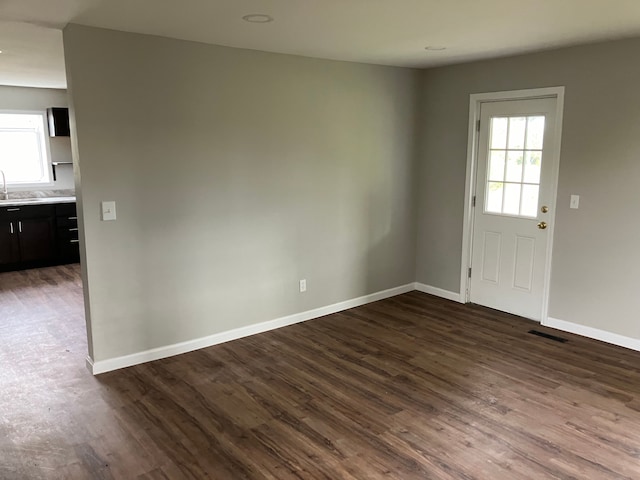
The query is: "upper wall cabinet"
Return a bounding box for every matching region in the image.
[47,107,70,137]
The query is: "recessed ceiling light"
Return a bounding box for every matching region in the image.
[242,14,274,23]
[424,46,447,51]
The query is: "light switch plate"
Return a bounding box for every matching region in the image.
[101,201,117,221]
[570,195,580,209]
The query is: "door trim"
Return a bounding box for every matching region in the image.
[460,87,565,322]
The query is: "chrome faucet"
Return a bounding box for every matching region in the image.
[0,170,7,200]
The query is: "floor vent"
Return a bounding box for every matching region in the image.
[528,330,568,343]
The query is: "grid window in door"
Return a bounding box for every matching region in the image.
[485,116,545,217]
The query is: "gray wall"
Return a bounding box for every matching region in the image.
[416,38,640,339]
[63,25,419,362]
[0,85,74,190]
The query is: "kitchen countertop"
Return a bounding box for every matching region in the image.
[0,196,76,207]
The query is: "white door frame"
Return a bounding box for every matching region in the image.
[460,87,565,321]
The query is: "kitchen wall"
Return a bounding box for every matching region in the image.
[0,85,74,191]
[415,37,640,340]
[63,25,419,363]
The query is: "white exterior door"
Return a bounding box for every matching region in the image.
[469,97,560,321]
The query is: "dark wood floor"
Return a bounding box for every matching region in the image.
[2,266,640,479]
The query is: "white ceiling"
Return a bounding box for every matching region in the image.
[2,0,640,89]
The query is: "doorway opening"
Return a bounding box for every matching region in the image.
[461,87,565,322]
[0,92,87,378]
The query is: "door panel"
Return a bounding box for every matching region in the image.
[481,231,501,284]
[513,236,535,291]
[470,97,559,321]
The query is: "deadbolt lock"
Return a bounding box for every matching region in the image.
[541,206,549,213]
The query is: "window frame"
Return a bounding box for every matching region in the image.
[483,114,545,219]
[0,109,54,189]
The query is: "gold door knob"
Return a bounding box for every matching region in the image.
[537,221,548,230]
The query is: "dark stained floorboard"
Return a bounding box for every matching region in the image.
[2,265,640,479]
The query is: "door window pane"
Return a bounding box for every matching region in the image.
[526,116,545,149]
[490,117,508,149]
[488,151,506,181]
[503,183,521,215]
[523,151,542,184]
[484,114,545,218]
[486,182,504,213]
[505,151,524,183]
[508,117,526,149]
[521,185,539,217]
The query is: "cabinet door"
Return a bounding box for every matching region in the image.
[0,222,20,264]
[18,217,54,262]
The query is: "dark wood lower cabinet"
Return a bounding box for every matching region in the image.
[16,217,55,262]
[55,202,80,263]
[0,202,78,271]
[0,221,20,265]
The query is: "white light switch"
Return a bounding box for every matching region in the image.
[570,195,580,209]
[101,201,117,221]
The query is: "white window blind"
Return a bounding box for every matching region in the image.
[0,112,51,185]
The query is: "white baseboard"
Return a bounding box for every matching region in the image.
[414,282,463,303]
[86,356,95,373]
[544,317,640,352]
[88,283,415,375]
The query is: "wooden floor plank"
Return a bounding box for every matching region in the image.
[3,265,640,478]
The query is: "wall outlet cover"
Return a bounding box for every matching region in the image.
[101,201,117,221]
[570,195,580,209]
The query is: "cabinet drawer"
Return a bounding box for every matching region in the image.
[57,226,79,240]
[57,215,78,227]
[55,203,77,216]
[0,205,55,220]
[57,238,80,260]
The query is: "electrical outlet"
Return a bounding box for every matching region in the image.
[299,279,307,293]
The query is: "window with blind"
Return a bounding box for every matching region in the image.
[0,112,52,186]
